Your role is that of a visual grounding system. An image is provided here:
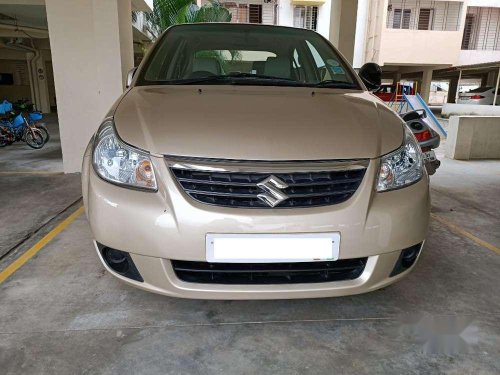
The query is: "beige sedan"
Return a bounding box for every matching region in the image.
[82,24,429,299]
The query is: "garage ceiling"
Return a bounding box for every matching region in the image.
[0,4,47,29]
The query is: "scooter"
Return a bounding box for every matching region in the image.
[401,109,441,175]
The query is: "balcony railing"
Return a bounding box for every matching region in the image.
[386,0,463,31]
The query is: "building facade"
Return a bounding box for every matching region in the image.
[200,0,333,40]
[353,0,500,102]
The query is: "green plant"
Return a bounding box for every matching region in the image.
[148,0,232,36]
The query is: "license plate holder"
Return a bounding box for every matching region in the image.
[206,233,340,263]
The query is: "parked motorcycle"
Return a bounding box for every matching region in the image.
[401,109,441,175]
[14,99,50,143]
[0,100,45,149]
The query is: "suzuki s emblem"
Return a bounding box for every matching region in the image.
[257,175,289,207]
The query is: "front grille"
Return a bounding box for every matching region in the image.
[168,160,367,208]
[171,259,368,285]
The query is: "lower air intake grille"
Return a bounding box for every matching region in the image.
[171,258,368,285]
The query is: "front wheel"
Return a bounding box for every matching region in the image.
[25,129,45,149]
[35,125,50,143]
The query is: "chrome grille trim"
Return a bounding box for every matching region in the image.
[165,156,369,173]
[165,156,369,209]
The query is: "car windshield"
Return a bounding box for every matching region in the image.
[139,24,360,89]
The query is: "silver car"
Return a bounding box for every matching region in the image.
[458,86,500,105]
[82,24,429,299]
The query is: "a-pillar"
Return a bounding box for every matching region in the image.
[420,68,433,103]
[45,0,134,173]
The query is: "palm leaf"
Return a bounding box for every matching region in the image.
[148,0,232,36]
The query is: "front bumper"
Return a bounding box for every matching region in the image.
[82,148,430,299]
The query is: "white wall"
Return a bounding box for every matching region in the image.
[458,50,500,65]
[278,1,294,27]
[446,115,500,160]
[353,0,369,68]
[467,0,500,7]
[316,1,332,40]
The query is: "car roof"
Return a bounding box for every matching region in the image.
[165,22,321,36]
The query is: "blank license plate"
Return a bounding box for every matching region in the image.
[206,233,340,263]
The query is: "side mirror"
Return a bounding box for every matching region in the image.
[126,67,138,88]
[359,62,382,91]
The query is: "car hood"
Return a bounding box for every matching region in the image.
[113,86,404,160]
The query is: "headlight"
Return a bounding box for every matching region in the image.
[376,125,423,192]
[92,120,157,191]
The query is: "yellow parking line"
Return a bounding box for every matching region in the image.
[431,213,500,255]
[0,206,85,284]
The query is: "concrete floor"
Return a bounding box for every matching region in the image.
[0,116,81,258]
[0,119,499,374]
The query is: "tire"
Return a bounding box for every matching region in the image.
[25,129,45,149]
[35,125,50,143]
[0,128,10,147]
[0,127,14,147]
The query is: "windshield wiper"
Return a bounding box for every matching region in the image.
[313,80,359,89]
[161,73,300,86]
[225,72,296,81]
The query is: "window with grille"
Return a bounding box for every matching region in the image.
[462,14,475,49]
[418,8,434,30]
[248,4,262,23]
[293,6,318,31]
[462,7,500,51]
[393,9,411,29]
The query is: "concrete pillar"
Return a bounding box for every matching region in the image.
[481,74,488,87]
[45,0,134,173]
[352,0,368,68]
[329,0,342,47]
[486,70,497,87]
[393,72,402,85]
[329,0,358,64]
[420,69,433,103]
[448,77,458,103]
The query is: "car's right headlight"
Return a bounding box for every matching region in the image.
[376,126,423,192]
[92,120,157,191]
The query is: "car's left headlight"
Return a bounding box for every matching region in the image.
[376,125,423,192]
[92,120,157,191]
